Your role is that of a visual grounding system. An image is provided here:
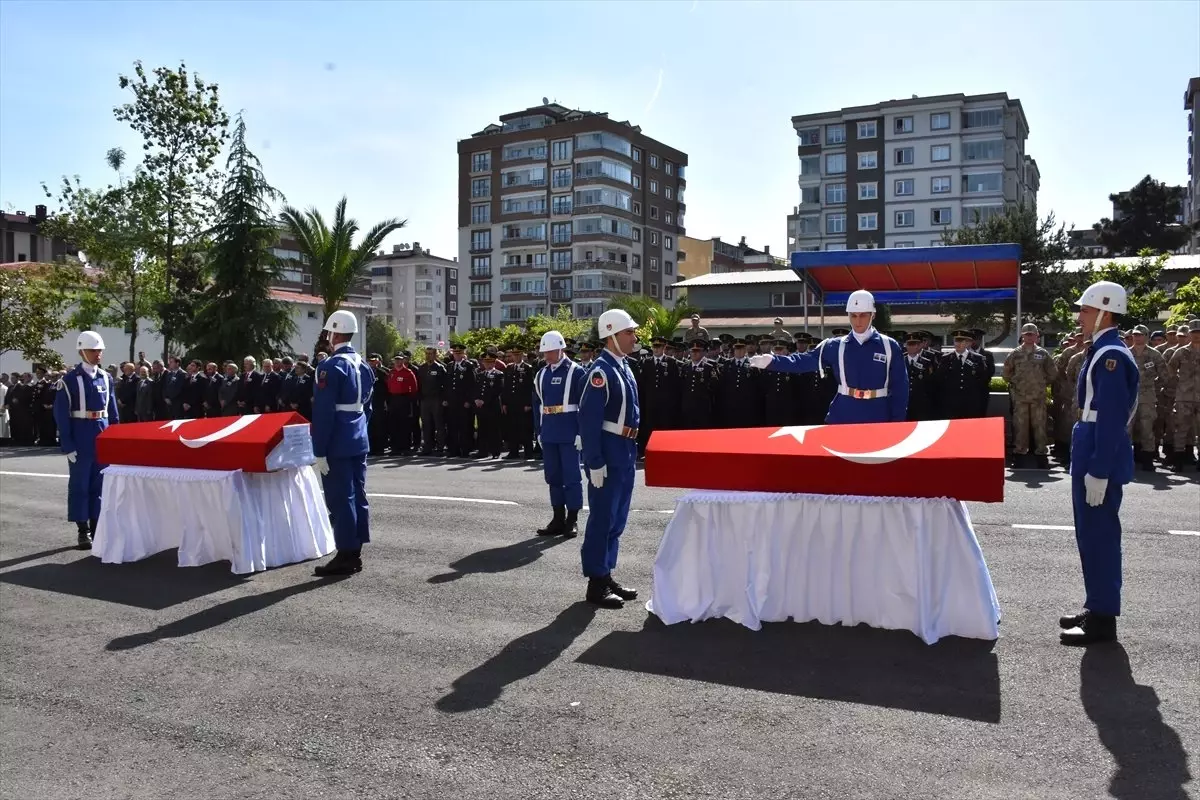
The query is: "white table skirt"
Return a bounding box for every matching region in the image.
[93,465,334,575]
[646,491,1000,644]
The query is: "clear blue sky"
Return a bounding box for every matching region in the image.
[2,0,1197,262]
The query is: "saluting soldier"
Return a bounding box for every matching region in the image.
[636,335,680,456]
[937,329,990,419]
[1002,323,1058,468]
[903,331,937,421]
[680,339,719,429]
[1128,325,1166,470]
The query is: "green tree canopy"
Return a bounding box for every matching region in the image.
[365,315,411,360]
[1048,252,1169,330]
[183,114,295,362]
[1094,176,1194,256]
[1167,275,1200,326]
[0,262,85,368]
[605,295,699,342]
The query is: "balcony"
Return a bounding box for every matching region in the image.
[469,268,492,279]
[550,289,572,302]
[469,295,492,305]
[469,160,491,176]
[551,205,572,217]
[500,178,547,193]
[468,244,493,255]
[550,261,573,274]
[571,230,632,246]
[500,290,548,301]
[500,261,549,275]
[573,259,630,274]
[573,286,631,300]
[550,233,572,246]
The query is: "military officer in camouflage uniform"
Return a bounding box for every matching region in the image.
[1002,323,1057,468]
[1128,325,1166,470]
[1053,329,1085,461]
[1167,320,1200,469]
[1159,324,1188,460]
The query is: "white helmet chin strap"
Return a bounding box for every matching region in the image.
[608,333,628,357]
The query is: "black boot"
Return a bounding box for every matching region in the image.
[1140,451,1156,472]
[1060,613,1117,646]
[1059,609,1087,630]
[586,577,624,608]
[561,508,579,538]
[537,506,565,536]
[314,550,361,577]
[76,521,91,551]
[607,576,638,601]
[1035,454,1050,470]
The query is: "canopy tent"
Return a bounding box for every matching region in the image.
[789,243,1023,334]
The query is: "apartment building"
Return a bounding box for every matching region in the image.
[1185,77,1199,254]
[369,242,459,345]
[457,102,687,329]
[787,93,1038,253]
[678,235,784,279]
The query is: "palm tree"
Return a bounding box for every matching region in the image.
[279,197,406,348]
[605,295,699,341]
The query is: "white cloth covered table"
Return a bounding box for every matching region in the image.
[646,490,1000,644]
[93,464,334,575]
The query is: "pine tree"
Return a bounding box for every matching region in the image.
[184,114,294,360]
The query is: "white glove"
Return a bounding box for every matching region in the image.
[537,435,543,449]
[65,451,77,464]
[588,464,607,489]
[1084,473,1108,507]
[574,434,582,451]
[748,354,774,369]
[314,456,330,476]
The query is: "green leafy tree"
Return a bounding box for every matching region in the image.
[366,315,411,359]
[604,295,699,341]
[184,115,294,362]
[873,303,893,333]
[942,204,1072,344]
[0,262,86,368]
[1094,176,1194,256]
[40,148,167,363]
[1167,276,1200,325]
[115,60,230,357]
[279,197,406,352]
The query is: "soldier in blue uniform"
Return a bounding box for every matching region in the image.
[749,290,909,424]
[532,330,587,538]
[1060,281,1138,645]
[53,330,119,549]
[311,310,375,577]
[578,309,642,608]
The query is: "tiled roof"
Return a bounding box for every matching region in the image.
[270,289,372,310]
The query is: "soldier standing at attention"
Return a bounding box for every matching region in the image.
[311,310,375,577]
[1003,323,1058,468]
[937,330,990,420]
[1128,325,1166,471]
[578,310,641,609]
[682,313,710,344]
[680,340,719,429]
[1060,281,1138,646]
[475,348,506,459]
[502,348,535,459]
[1167,320,1200,470]
[903,331,937,421]
[1053,330,1085,462]
[636,336,679,456]
[53,330,119,550]
[418,345,448,456]
[749,290,908,424]
[532,331,586,538]
[446,343,477,458]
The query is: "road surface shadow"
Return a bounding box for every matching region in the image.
[1005,469,1065,488]
[428,535,568,584]
[1081,643,1192,799]
[0,549,242,610]
[106,578,336,651]
[0,446,63,460]
[576,615,1002,723]
[0,545,78,570]
[437,602,597,713]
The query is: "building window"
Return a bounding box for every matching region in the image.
[552,139,572,161]
[303,274,312,285]
[650,232,659,245]
[826,124,846,144]
[825,153,846,174]
[633,147,641,162]
[894,178,914,196]
[649,154,659,168]
[632,228,641,242]
[825,244,846,251]
[552,167,572,188]
[930,112,951,130]
[471,204,490,224]
[664,187,673,200]
[964,205,1005,225]
[664,235,673,250]
[665,212,673,224]
[471,230,491,250]
[649,179,658,194]
[963,139,1004,162]
[471,178,491,197]
[551,222,571,244]
[826,213,846,234]
[649,257,658,270]
[931,175,952,194]
[894,241,915,248]
[471,152,491,172]
[857,120,877,139]
[931,207,952,225]
[665,161,674,175]
[858,182,878,200]
[650,207,659,220]
[857,213,878,231]
[632,201,641,215]
[471,256,491,275]
[826,183,846,204]
[963,172,1003,193]
[962,108,1004,129]
[931,144,951,162]
[797,127,820,146]
[633,175,641,189]
[664,260,673,275]
[800,156,821,176]
[551,195,572,215]
[858,151,878,169]
[893,116,913,134]
[894,210,915,227]
[449,300,457,313]
[894,147,914,166]
[632,254,641,268]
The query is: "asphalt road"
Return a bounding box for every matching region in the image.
[1,447,1197,800]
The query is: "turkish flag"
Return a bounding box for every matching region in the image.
[96,412,310,473]
[644,417,1005,502]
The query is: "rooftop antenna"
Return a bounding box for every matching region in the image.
[543,96,549,104]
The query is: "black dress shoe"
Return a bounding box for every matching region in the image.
[561,509,579,538]
[314,552,362,577]
[607,577,638,601]
[1059,610,1087,629]
[537,506,565,536]
[76,531,92,550]
[586,578,624,609]
[1060,613,1117,646]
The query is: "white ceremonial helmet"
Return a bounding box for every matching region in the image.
[846,290,876,313]
[323,309,359,334]
[77,330,105,351]
[597,309,638,338]
[539,330,566,353]
[1075,280,1127,315]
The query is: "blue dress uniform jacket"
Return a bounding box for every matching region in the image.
[766,330,909,424]
[313,344,375,552]
[53,364,120,522]
[1070,328,1138,617]
[577,349,641,579]
[533,358,587,511]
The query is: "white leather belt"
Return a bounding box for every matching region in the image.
[335,403,364,412]
[71,410,107,419]
[1080,410,1098,423]
[542,404,579,414]
[602,421,638,439]
[837,386,889,399]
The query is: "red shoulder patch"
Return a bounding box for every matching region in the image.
[317,370,328,389]
[590,371,606,388]
[1104,358,1117,371]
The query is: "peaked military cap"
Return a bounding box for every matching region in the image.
[651,335,668,345]
[718,333,734,343]
[906,331,924,343]
[579,342,593,352]
[952,329,974,340]
[690,340,708,350]
[969,328,986,339]
[733,338,747,347]
[773,338,791,348]
[450,342,465,351]
[831,327,851,336]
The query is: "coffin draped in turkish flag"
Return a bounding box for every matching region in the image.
[644,416,1005,502]
[96,412,312,473]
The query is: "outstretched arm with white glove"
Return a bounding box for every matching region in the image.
[748,353,774,369]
